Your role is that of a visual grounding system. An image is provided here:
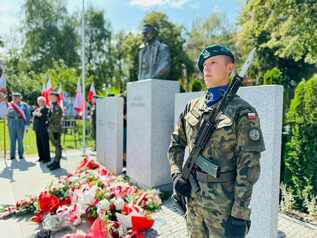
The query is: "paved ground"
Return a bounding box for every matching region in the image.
[1,151,317,238]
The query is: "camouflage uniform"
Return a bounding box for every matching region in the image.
[168,94,265,238]
[48,102,63,163]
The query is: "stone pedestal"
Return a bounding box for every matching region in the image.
[174,85,283,238]
[127,79,179,188]
[96,97,123,175]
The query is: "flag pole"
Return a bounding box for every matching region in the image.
[4,117,7,164]
[81,0,86,155]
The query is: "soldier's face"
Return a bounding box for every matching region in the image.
[50,95,57,102]
[203,56,234,88]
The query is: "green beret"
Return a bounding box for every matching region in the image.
[50,91,59,96]
[12,92,21,97]
[197,44,235,73]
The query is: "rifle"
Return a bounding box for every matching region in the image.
[172,49,257,214]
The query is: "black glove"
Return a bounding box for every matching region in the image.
[34,229,51,238]
[225,216,251,238]
[173,174,191,197]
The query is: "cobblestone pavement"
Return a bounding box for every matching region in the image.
[145,199,317,238]
[1,151,317,238]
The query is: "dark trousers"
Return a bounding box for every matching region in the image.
[49,131,62,163]
[35,129,51,162]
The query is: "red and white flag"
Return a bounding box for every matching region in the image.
[87,82,96,103]
[57,84,64,110]
[74,79,84,114]
[41,83,46,97]
[44,78,52,106]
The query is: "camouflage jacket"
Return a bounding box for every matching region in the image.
[167,94,265,220]
[48,103,63,133]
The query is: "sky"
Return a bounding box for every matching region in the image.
[0,0,245,48]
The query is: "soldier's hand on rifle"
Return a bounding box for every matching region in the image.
[225,216,251,238]
[173,173,191,197]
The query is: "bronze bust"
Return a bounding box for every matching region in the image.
[138,24,171,80]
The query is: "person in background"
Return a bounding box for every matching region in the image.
[47,91,63,171]
[33,96,50,163]
[7,92,31,160]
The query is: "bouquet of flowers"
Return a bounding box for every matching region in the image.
[0,156,162,238]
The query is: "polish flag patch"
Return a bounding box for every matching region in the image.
[247,113,257,120]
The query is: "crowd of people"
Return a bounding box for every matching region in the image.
[6,91,63,170]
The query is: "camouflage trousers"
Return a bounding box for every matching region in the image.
[186,181,234,238]
[48,131,62,162]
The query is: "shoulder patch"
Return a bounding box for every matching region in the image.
[248,128,261,141]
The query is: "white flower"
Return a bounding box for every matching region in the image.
[113,198,125,211]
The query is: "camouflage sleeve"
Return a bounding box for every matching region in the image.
[56,106,63,120]
[231,109,265,220]
[167,103,189,176]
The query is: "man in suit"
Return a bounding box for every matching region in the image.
[33,96,50,163]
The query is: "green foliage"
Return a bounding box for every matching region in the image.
[84,8,113,92]
[263,67,283,85]
[238,0,316,91]
[280,183,295,213]
[191,80,203,92]
[23,0,79,72]
[120,33,143,83]
[186,12,240,66]
[284,74,317,210]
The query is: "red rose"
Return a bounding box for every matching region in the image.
[109,203,116,213]
[61,197,71,206]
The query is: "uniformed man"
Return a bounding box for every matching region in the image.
[47,91,63,170]
[7,92,31,160]
[168,45,265,238]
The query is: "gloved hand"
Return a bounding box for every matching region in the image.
[225,216,251,238]
[172,174,191,197]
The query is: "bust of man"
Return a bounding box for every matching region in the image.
[138,24,171,80]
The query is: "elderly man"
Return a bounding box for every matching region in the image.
[33,96,50,163]
[168,45,265,238]
[7,92,30,160]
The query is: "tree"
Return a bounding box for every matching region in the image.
[238,0,316,93]
[23,0,79,72]
[120,33,143,83]
[84,8,113,92]
[284,74,317,210]
[186,12,240,66]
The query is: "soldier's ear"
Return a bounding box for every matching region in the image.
[225,62,235,76]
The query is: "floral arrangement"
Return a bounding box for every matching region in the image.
[0,156,162,238]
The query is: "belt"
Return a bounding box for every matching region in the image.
[196,171,236,183]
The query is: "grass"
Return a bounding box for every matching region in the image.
[0,119,94,156]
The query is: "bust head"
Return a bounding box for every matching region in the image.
[142,24,158,44]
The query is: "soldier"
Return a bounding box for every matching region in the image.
[7,92,31,160]
[168,45,265,238]
[47,91,63,171]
